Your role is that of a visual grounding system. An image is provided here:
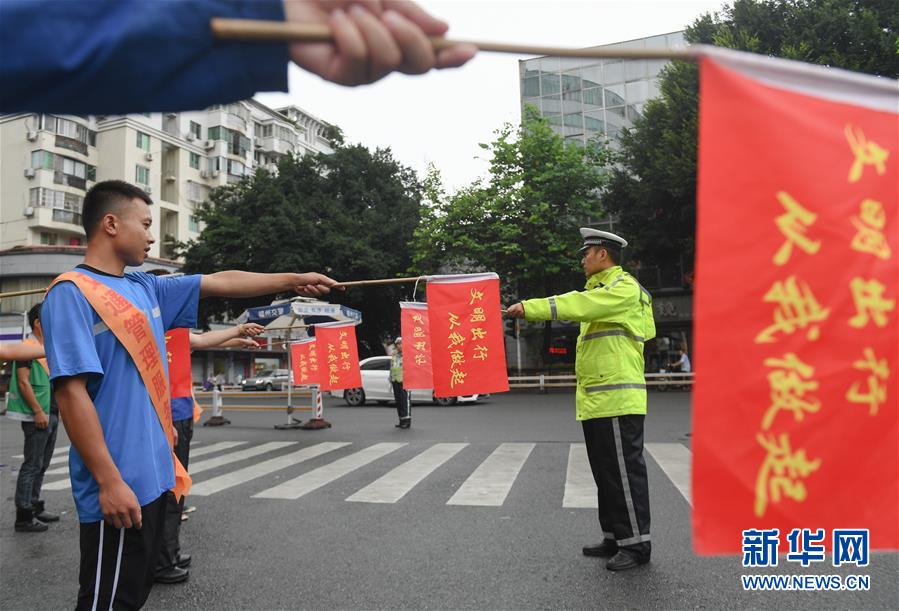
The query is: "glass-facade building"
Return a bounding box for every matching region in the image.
[519,31,684,148]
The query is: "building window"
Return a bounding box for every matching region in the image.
[189,152,201,169]
[188,215,200,232]
[136,131,151,151]
[31,150,54,170]
[40,232,58,245]
[208,125,223,141]
[189,121,201,139]
[135,165,150,185]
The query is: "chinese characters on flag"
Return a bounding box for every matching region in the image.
[693,53,898,553]
[290,337,320,386]
[164,328,192,400]
[314,322,362,391]
[400,302,433,389]
[426,273,509,397]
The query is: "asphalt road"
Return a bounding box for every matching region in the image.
[2,391,897,610]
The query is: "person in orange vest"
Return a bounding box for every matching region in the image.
[6,302,61,532]
[41,179,337,610]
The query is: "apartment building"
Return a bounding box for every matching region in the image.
[0,100,334,355]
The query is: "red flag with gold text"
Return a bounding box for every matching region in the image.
[315,322,362,391]
[693,50,898,554]
[426,273,509,397]
[400,302,433,390]
[290,338,320,386]
[164,328,192,400]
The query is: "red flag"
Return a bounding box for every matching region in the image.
[164,328,192,400]
[694,51,898,554]
[315,322,362,391]
[426,273,509,397]
[400,302,433,389]
[290,338,320,386]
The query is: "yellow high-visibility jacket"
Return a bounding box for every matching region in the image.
[522,265,656,420]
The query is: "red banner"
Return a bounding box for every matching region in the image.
[290,338,320,386]
[426,273,509,397]
[400,302,433,389]
[694,56,898,553]
[164,328,192,399]
[315,323,362,391]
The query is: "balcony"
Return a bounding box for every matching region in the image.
[53,171,87,191]
[54,135,89,156]
[258,136,295,155]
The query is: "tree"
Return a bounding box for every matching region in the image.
[179,144,423,355]
[412,107,611,364]
[604,0,898,276]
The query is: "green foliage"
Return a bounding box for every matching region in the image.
[604,0,898,272]
[412,107,611,300]
[179,144,422,355]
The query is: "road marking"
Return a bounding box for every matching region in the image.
[42,442,293,491]
[13,444,69,461]
[347,443,468,504]
[563,443,597,508]
[191,442,350,496]
[253,443,406,500]
[41,441,249,477]
[645,442,692,506]
[188,442,296,475]
[447,443,534,506]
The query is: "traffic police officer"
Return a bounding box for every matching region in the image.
[390,337,410,429]
[506,228,656,571]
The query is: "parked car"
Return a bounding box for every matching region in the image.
[331,356,484,407]
[241,369,290,391]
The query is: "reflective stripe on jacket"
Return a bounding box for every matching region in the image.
[522,265,656,420]
[390,353,403,383]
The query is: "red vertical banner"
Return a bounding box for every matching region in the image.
[694,54,898,553]
[426,273,509,397]
[290,338,319,386]
[315,322,362,391]
[400,302,433,389]
[164,328,192,399]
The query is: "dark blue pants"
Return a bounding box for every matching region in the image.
[15,412,59,510]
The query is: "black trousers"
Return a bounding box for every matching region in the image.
[158,418,193,572]
[392,381,410,421]
[77,493,167,611]
[582,415,651,560]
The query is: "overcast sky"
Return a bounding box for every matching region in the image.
[256,0,728,191]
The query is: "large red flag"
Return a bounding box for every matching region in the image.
[315,322,362,391]
[164,328,192,400]
[400,302,433,389]
[694,49,898,554]
[290,338,319,386]
[426,273,509,397]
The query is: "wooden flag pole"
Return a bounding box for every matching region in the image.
[0,287,47,299]
[210,18,699,61]
[332,276,424,288]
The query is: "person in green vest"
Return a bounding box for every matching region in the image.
[7,302,61,532]
[506,228,656,572]
[390,337,410,429]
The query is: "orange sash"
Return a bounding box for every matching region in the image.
[23,337,49,375]
[48,271,191,500]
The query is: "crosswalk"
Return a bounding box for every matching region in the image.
[33,440,692,507]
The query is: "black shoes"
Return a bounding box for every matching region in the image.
[395,420,411,429]
[605,550,649,572]
[155,566,189,584]
[14,508,49,533]
[33,501,59,523]
[582,539,618,557]
[175,553,191,569]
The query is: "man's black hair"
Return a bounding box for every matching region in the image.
[27,301,42,330]
[82,180,153,239]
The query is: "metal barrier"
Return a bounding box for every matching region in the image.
[195,385,329,429]
[508,372,693,391]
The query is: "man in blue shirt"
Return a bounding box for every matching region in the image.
[42,180,337,610]
[0,0,477,114]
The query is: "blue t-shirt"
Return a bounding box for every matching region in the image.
[42,265,200,523]
[171,397,194,422]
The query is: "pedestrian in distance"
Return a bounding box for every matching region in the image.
[7,302,62,533]
[506,228,657,572]
[41,179,338,610]
[0,0,478,115]
[391,337,411,428]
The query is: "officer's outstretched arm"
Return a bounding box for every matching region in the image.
[522,284,634,323]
